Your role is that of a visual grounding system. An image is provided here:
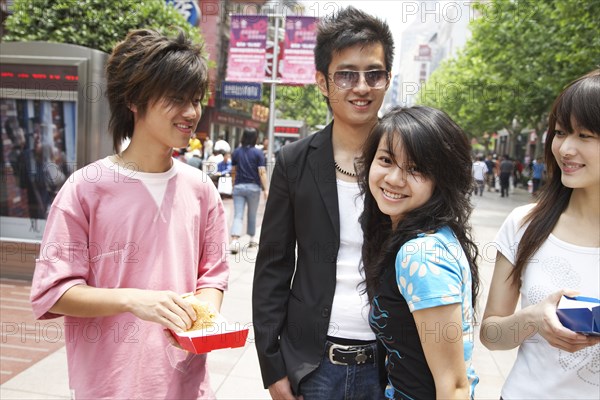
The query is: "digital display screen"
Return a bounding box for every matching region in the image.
[1,98,76,229]
[274,126,300,134]
[0,64,79,91]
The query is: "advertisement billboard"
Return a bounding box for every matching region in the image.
[226,15,268,83]
[281,16,318,85]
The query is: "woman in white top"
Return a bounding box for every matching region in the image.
[481,69,600,399]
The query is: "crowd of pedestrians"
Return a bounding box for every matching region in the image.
[472,152,548,199]
[25,6,599,400]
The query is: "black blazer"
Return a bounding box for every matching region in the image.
[252,123,384,394]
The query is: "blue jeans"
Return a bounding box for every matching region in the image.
[299,342,384,400]
[231,183,261,237]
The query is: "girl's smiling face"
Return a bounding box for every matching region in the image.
[551,119,600,192]
[368,134,435,229]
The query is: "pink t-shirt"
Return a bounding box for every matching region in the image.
[30,158,229,399]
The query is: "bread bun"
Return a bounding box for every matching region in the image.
[182,295,217,332]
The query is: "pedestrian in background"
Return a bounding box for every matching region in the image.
[29,29,229,399]
[203,137,213,161]
[359,106,480,399]
[499,154,514,197]
[481,69,600,399]
[531,156,546,196]
[472,155,488,196]
[229,127,268,253]
[253,6,394,399]
[187,131,202,153]
[513,158,524,188]
[203,139,230,182]
[186,148,203,169]
[485,154,496,192]
[217,151,232,176]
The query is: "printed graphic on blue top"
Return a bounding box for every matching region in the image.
[369,226,478,399]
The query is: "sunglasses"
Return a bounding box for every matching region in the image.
[331,70,390,90]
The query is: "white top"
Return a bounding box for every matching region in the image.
[327,179,375,340]
[495,203,600,399]
[472,160,488,181]
[101,157,176,209]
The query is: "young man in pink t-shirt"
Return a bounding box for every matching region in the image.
[30,29,229,399]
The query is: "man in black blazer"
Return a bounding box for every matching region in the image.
[253,6,395,399]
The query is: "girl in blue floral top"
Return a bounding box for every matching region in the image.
[358,106,480,399]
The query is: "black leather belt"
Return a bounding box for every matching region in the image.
[326,341,376,366]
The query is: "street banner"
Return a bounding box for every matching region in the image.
[281,16,318,85]
[226,15,268,83]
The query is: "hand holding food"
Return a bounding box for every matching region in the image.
[182,294,218,331]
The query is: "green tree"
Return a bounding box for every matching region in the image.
[3,0,202,53]
[261,84,328,132]
[276,84,328,131]
[420,0,600,157]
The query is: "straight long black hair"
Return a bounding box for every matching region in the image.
[511,69,600,287]
[358,106,480,307]
[240,128,259,147]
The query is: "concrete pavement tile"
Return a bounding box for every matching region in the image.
[207,372,226,393]
[226,345,263,379]
[220,293,252,326]
[222,285,252,302]
[0,388,69,399]
[474,373,505,399]
[214,375,269,399]
[208,345,247,372]
[1,348,69,397]
[472,348,499,371]
[490,348,518,377]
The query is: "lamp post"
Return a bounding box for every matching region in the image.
[264,13,282,179]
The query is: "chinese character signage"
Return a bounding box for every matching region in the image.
[226,15,268,83]
[281,16,318,85]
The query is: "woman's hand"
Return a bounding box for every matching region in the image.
[529,290,600,353]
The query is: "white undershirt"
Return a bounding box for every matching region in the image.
[101,156,176,209]
[327,179,376,340]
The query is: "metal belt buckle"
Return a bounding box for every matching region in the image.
[328,343,351,365]
[354,348,368,364]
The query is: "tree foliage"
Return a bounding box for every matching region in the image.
[262,84,329,132]
[3,0,202,53]
[420,0,600,153]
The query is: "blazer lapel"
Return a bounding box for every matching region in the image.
[307,123,340,239]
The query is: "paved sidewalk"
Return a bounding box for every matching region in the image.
[0,186,533,399]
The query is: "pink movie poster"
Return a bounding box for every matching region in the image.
[226,15,268,83]
[281,16,318,85]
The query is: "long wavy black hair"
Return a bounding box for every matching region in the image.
[511,69,600,287]
[358,106,480,307]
